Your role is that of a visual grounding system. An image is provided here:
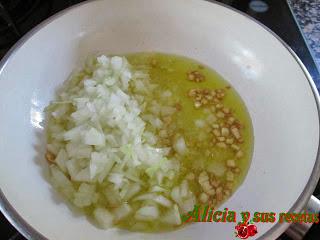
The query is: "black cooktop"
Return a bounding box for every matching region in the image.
[0,0,319,239]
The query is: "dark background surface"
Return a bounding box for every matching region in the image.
[0,0,319,239]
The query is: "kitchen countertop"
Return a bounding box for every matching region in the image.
[288,0,320,69]
[286,2,320,239]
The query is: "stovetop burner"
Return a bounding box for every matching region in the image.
[0,0,75,57]
[1,0,41,24]
[0,0,52,55]
[0,0,319,239]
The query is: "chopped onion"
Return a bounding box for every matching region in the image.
[55,149,68,173]
[173,137,187,155]
[113,204,132,222]
[74,183,97,207]
[195,119,205,128]
[207,161,226,177]
[123,183,141,200]
[45,55,194,230]
[135,206,159,221]
[161,90,172,98]
[83,127,105,146]
[50,165,75,200]
[134,193,172,207]
[94,208,114,229]
[161,106,176,116]
[161,204,181,225]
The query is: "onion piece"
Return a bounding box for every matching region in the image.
[113,204,132,222]
[55,149,68,173]
[161,204,181,225]
[135,206,159,221]
[94,208,114,229]
[173,137,187,155]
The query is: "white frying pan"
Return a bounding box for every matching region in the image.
[0,0,319,239]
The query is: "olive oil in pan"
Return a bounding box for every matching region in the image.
[112,52,255,232]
